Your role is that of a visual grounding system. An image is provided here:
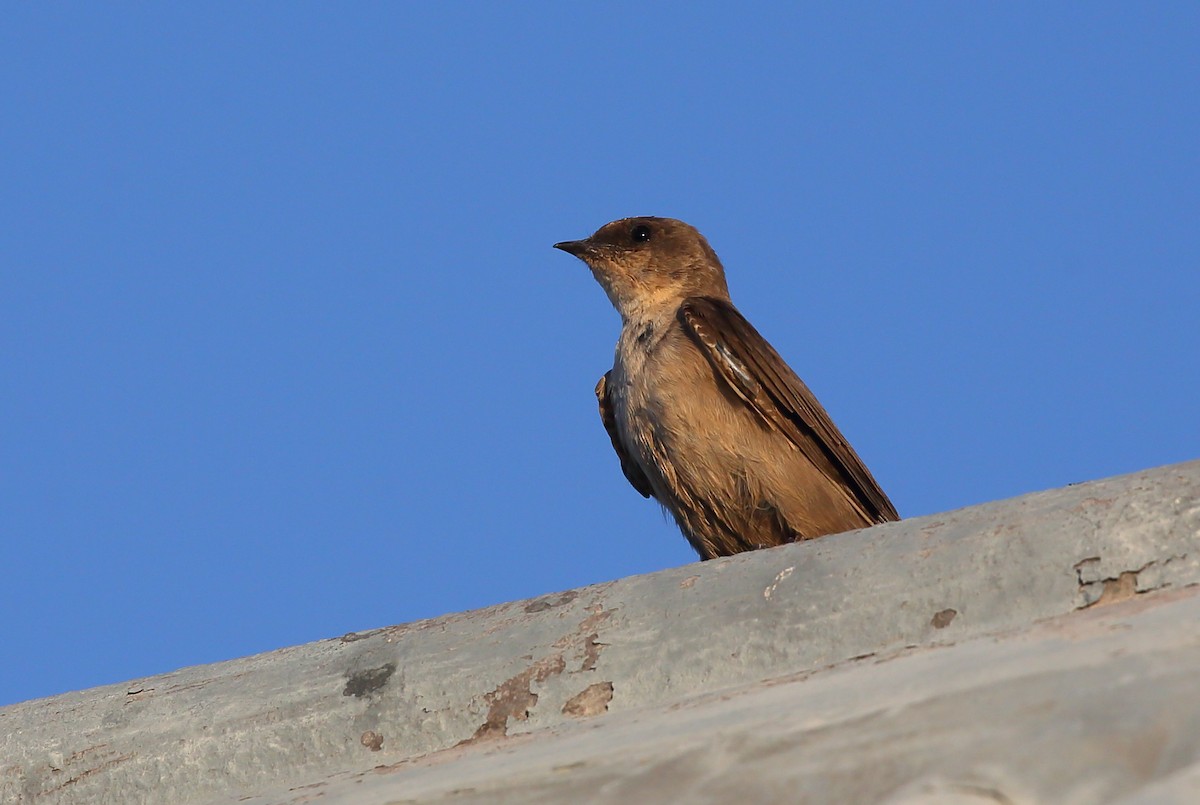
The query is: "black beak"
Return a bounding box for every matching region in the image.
[553,239,591,257]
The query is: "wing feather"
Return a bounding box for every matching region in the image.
[678,297,899,523]
[595,372,653,499]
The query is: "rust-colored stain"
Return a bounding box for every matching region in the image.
[360,730,384,751]
[463,654,567,743]
[562,682,614,717]
[553,605,614,672]
[559,606,612,646]
[460,600,616,744]
[580,633,606,671]
[1074,555,1179,610]
[1093,571,1140,606]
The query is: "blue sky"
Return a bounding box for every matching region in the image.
[2,5,1197,706]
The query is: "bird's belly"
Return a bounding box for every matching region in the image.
[626,369,761,500]
[614,342,774,547]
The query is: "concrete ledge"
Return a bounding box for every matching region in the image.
[250,586,1200,804]
[2,460,1198,804]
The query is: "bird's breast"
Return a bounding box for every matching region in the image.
[611,318,737,481]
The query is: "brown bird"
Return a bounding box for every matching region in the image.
[554,216,899,560]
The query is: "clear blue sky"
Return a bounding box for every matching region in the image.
[2,5,1197,707]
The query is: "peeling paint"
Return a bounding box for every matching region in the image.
[3,460,1197,805]
[562,682,614,717]
[1094,571,1140,606]
[463,654,567,743]
[1074,556,1185,609]
[459,600,616,743]
[580,634,606,672]
[555,605,615,672]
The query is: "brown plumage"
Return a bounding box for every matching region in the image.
[555,217,898,560]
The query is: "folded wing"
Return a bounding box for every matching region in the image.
[595,371,653,499]
[678,297,899,524]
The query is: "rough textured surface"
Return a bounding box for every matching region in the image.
[245,586,1200,805]
[1,460,1198,804]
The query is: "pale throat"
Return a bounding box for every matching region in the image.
[611,283,689,327]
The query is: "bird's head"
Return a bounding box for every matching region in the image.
[555,217,730,322]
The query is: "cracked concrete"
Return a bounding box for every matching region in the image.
[1074,553,1194,608]
[1,459,1199,804]
[241,586,1200,805]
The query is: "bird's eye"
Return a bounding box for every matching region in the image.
[631,224,652,243]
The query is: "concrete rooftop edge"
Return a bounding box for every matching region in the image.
[2,459,1199,804]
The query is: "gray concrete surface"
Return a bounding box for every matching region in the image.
[2,460,1198,804]
[243,585,1200,805]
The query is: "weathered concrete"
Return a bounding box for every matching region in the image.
[243,586,1200,804]
[2,460,1198,804]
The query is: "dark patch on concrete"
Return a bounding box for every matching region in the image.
[524,590,579,613]
[123,684,154,703]
[343,663,397,698]
[360,730,384,751]
[462,654,567,744]
[562,682,614,717]
[931,609,957,629]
